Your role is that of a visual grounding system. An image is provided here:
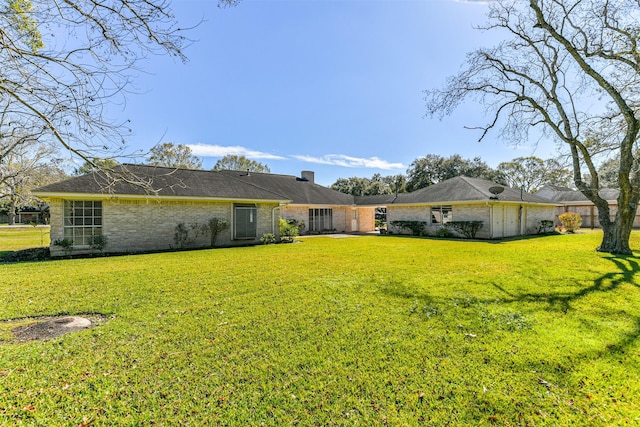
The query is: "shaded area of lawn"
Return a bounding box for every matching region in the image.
[0,231,639,425]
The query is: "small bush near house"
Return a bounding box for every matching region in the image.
[279,218,299,242]
[174,223,206,248]
[558,212,582,233]
[52,238,73,254]
[208,218,230,247]
[538,220,555,234]
[435,227,454,238]
[444,221,484,239]
[260,233,276,245]
[90,235,108,253]
[390,220,427,236]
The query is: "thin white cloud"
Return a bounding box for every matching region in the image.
[292,154,405,170]
[187,144,286,160]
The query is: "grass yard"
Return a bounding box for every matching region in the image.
[0,226,50,256]
[1,231,639,426]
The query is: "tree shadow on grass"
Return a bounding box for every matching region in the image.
[491,255,640,357]
[490,256,639,313]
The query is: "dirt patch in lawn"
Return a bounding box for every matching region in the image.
[1,315,110,343]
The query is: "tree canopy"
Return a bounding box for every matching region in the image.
[330,174,405,196]
[212,155,270,173]
[75,158,120,175]
[496,156,572,193]
[146,143,203,169]
[405,154,499,192]
[0,0,237,180]
[425,0,640,254]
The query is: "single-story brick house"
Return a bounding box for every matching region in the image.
[376,176,557,239]
[34,167,559,257]
[33,165,376,257]
[534,185,640,228]
[220,170,376,235]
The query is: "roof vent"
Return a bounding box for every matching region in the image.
[296,176,309,182]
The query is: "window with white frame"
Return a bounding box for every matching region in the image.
[431,205,452,224]
[63,200,102,246]
[234,204,257,239]
[309,208,333,232]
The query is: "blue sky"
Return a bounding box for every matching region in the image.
[116,0,559,186]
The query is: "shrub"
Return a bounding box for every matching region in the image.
[558,212,582,233]
[52,238,73,254]
[435,227,454,238]
[260,233,276,245]
[173,223,190,248]
[279,218,299,243]
[443,221,484,238]
[538,220,555,234]
[90,234,108,252]
[390,220,427,236]
[208,218,230,247]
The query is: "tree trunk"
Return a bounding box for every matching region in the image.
[596,203,636,255]
[7,199,16,226]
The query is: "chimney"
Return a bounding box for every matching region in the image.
[301,170,314,184]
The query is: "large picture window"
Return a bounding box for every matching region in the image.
[431,205,452,224]
[63,200,102,246]
[234,204,257,239]
[309,208,333,232]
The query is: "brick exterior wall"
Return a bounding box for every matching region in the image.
[524,205,556,234]
[357,207,376,232]
[48,198,280,256]
[280,205,376,234]
[387,203,555,239]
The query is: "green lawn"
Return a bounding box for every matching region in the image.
[1,231,639,425]
[0,226,50,256]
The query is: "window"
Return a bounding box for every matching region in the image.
[63,200,102,246]
[309,208,332,232]
[431,205,452,224]
[234,204,257,239]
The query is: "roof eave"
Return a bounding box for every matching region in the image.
[32,191,290,204]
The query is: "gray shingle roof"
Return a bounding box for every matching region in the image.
[536,186,619,203]
[354,194,398,206]
[217,170,356,205]
[34,164,290,201]
[35,167,554,207]
[389,176,553,205]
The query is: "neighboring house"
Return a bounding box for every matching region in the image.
[377,176,556,239]
[0,205,47,225]
[535,185,637,228]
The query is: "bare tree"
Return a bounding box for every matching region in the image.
[0,138,66,224]
[0,0,237,186]
[426,0,640,254]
